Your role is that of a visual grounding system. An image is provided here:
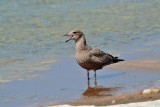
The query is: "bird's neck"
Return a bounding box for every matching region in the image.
[75,36,88,51]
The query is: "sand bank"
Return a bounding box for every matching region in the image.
[48,91,160,107]
[108,59,160,71]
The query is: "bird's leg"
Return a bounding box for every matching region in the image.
[94,70,97,79]
[94,70,97,87]
[87,70,90,80]
[87,77,90,88]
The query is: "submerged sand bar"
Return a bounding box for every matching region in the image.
[108,60,160,71]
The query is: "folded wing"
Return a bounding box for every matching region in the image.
[90,48,114,65]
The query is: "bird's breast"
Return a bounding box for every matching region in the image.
[76,51,90,64]
[75,51,102,70]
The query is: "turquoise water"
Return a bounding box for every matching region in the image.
[0,0,160,83]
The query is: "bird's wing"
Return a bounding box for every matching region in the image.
[90,48,114,65]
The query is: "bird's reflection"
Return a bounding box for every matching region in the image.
[83,79,117,97]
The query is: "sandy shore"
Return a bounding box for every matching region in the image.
[68,90,160,106]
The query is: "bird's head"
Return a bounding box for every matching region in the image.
[64,30,84,43]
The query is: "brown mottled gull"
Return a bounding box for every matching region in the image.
[64,30,124,80]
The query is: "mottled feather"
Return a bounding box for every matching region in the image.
[90,48,114,66]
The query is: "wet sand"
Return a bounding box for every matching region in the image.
[108,59,160,72]
[69,91,160,106]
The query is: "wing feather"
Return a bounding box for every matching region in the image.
[90,48,114,65]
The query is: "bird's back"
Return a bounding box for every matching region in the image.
[76,47,114,71]
[90,48,114,67]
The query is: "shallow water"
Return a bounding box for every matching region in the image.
[0,58,160,107]
[0,0,160,107]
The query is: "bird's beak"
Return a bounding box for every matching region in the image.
[66,39,71,42]
[64,34,71,42]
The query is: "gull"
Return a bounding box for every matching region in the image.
[64,30,124,80]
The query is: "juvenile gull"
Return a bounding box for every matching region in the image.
[64,30,124,80]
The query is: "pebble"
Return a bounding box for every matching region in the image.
[143,88,160,94]
[112,99,116,104]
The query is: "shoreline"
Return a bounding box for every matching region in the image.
[68,90,160,106]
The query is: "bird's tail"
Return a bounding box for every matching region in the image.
[113,57,124,63]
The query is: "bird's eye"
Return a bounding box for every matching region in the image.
[73,32,77,34]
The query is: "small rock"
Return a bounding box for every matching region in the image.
[143,89,151,94]
[112,99,116,104]
[143,88,160,94]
